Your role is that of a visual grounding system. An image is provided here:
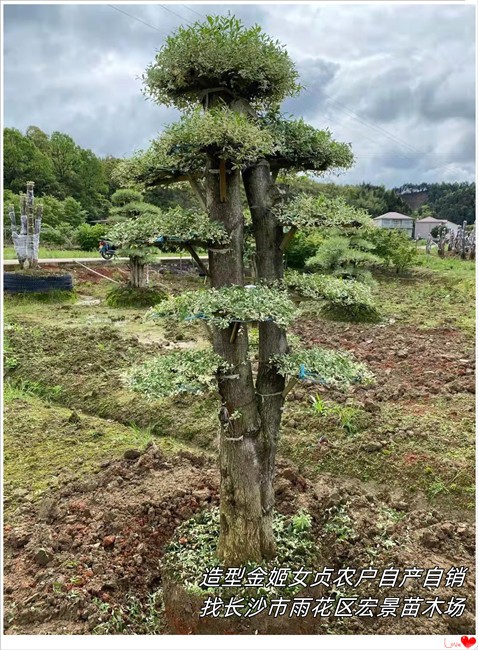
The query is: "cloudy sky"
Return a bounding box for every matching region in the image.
[3,2,476,187]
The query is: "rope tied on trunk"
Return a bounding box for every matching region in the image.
[256,390,283,398]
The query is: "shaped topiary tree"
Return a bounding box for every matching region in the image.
[107,192,164,288]
[121,15,374,565]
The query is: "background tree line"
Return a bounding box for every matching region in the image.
[3,125,475,249]
[395,181,475,225]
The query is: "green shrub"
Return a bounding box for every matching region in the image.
[77,223,108,251]
[105,285,167,308]
[305,234,381,282]
[320,302,381,323]
[286,230,325,269]
[40,224,78,248]
[368,228,417,273]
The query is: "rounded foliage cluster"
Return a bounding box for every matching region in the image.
[304,234,381,283]
[106,210,164,258]
[110,188,143,207]
[272,347,374,386]
[163,107,275,169]
[107,206,229,251]
[149,284,297,329]
[264,114,354,174]
[77,223,107,251]
[125,348,225,398]
[143,15,299,110]
[105,285,167,309]
[286,271,380,323]
[112,143,193,190]
[154,206,230,248]
[278,193,372,230]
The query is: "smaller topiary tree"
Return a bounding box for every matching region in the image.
[8,181,43,269]
[109,188,145,223]
[106,209,163,289]
[107,190,164,288]
[369,228,417,272]
[304,234,381,282]
[278,193,380,282]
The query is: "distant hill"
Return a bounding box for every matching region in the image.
[395,182,476,225]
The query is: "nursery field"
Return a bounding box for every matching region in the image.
[3,252,476,635]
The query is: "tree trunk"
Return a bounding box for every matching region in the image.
[242,161,289,558]
[205,152,276,565]
[129,256,146,288]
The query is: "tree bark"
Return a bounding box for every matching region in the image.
[242,160,289,558]
[129,256,146,288]
[205,152,277,565]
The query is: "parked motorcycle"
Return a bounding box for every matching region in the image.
[98,240,117,260]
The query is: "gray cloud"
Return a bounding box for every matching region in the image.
[3,3,476,186]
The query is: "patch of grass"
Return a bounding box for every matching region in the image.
[310,395,367,435]
[415,249,476,279]
[377,251,475,334]
[320,302,381,323]
[3,247,102,260]
[105,284,167,308]
[5,322,219,449]
[288,395,475,514]
[3,336,18,371]
[8,378,64,401]
[4,289,77,304]
[2,388,158,517]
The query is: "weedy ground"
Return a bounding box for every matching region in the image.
[3,252,475,635]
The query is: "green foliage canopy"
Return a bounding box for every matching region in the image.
[272,348,374,386]
[161,107,275,169]
[4,126,112,221]
[286,270,380,322]
[143,15,299,110]
[150,285,297,329]
[126,349,227,398]
[286,270,376,310]
[263,114,354,174]
[107,206,229,252]
[278,193,373,230]
[106,208,163,260]
[305,234,381,282]
[368,228,417,272]
[152,207,230,247]
[77,223,108,251]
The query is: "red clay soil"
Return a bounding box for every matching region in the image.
[292,319,475,401]
[3,442,475,635]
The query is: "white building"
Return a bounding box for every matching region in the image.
[373,212,414,238]
[414,216,459,240]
